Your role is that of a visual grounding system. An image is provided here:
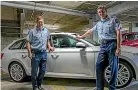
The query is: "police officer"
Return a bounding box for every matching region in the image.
[26,16,54,90]
[77,5,121,90]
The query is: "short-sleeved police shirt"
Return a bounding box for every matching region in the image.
[26,27,50,50]
[91,16,122,40]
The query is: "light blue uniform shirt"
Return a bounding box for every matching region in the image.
[26,27,50,50]
[91,16,122,40]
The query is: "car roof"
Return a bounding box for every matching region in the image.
[122,32,138,36]
[50,32,77,36]
[13,32,78,42]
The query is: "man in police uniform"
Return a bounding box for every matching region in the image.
[26,16,54,90]
[77,5,121,90]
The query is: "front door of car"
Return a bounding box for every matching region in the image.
[50,34,95,76]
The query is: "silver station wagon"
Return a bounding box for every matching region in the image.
[1,32,138,88]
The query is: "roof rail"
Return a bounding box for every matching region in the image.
[54,31,61,33]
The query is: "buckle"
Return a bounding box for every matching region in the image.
[101,39,107,44]
[40,49,46,52]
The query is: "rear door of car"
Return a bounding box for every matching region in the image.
[1,39,28,73]
[21,40,52,73]
[10,39,32,73]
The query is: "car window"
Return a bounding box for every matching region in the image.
[126,34,135,41]
[126,34,138,41]
[134,34,138,40]
[22,40,27,49]
[122,36,125,42]
[9,39,25,50]
[52,35,79,48]
[123,33,138,42]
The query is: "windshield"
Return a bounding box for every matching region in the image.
[71,34,100,46]
[83,37,100,46]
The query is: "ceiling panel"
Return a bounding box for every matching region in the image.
[75,1,111,14]
[57,15,82,25]
[3,1,138,33]
[75,3,97,14]
[117,7,138,22]
[51,1,83,9]
[43,12,65,21]
[121,8,138,16]
[85,1,110,5]
[35,1,84,9]
[60,17,89,31]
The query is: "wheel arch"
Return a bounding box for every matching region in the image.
[8,59,30,76]
[119,57,136,79]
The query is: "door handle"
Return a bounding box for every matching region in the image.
[22,55,27,59]
[51,54,59,59]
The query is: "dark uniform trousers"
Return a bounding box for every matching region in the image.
[31,49,47,88]
[96,39,119,90]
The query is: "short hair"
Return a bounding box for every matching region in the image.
[36,15,44,22]
[97,5,107,11]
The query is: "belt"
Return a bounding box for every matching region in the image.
[101,39,117,44]
[31,49,46,53]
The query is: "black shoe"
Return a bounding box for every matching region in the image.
[33,87,38,90]
[38,86,44,90]
[93,87,97,90]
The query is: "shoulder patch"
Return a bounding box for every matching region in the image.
[43,27,48,31]
[28,29,32,34]
[110,15,120,23]
[115,18,120,23]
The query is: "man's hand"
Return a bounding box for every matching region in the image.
[49,47,55,52]
[76,35,83,40]
[28,52,32,59]
[76,29,92,40]
[26,41,32,59]
[115,49,121,56]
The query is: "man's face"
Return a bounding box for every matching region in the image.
[97,8,107,19]
[37,18,44,27]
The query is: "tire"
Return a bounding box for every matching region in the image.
[8,62,27,82]
[104,60,133,88]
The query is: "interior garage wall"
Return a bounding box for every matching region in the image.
[1,6,17,20]
[1,36,19,50]
[132,23,138,32]
[1,6,21,50]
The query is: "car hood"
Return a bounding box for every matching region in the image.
[127,39,138,43]
[121,46,138,53]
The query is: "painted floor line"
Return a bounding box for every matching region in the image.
[51,85,66,90]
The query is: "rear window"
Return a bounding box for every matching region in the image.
[9,39,25,50]
[126,34,138,41]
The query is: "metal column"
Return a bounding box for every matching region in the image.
[20,13,25,38]
[129,23,132,32]
[91,14,99,42]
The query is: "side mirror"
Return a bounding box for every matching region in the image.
[76,42,86,48]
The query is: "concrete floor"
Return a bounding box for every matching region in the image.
[1,71,138,90]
